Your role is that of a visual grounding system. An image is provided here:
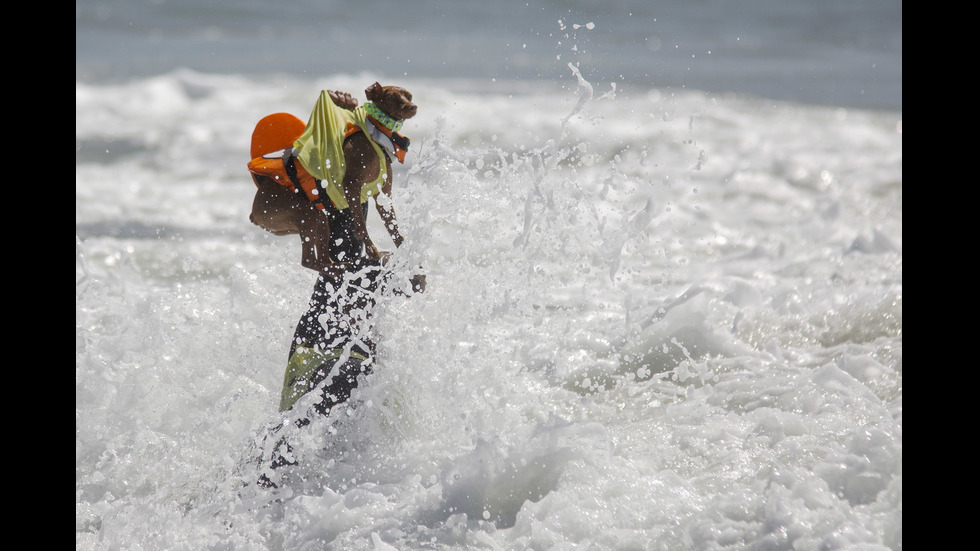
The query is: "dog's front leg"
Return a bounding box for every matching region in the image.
[375,171,404,248]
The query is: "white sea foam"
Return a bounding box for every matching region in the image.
[76,66,901,550]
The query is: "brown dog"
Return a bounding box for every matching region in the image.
[249,84,418,277]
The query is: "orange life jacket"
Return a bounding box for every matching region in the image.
[248,148,329,211]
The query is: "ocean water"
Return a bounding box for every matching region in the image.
[76,2,902,550]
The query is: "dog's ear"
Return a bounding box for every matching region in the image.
[365,82,383,101]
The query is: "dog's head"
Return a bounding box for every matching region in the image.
[365,82,417,121]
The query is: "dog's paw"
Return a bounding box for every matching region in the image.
[410,273,426,294]
[328,90,358,110]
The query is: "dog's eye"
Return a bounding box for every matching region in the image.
[405,93,413,102]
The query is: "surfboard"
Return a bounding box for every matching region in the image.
[250,112,306,159]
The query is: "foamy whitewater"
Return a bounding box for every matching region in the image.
[77,6,901,550]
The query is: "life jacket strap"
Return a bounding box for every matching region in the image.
[345,120,410,164]
[283,147,334,210]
